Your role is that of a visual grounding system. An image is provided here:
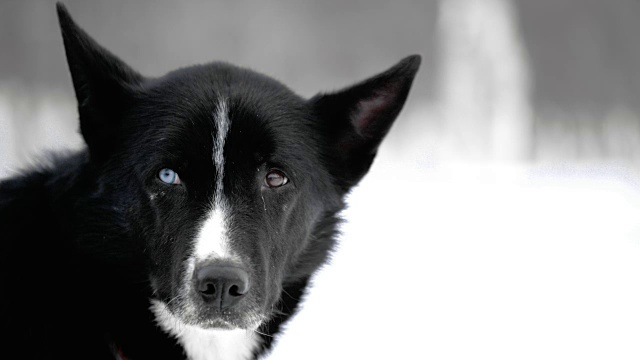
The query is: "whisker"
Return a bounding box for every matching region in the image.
[281,289,298,301]
[253,329,273,338]
[166,294,181,306]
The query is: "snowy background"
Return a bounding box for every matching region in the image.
[1,1,640,359]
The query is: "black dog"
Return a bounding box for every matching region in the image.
[0,3,420,359]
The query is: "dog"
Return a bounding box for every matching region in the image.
[0,3,420,359]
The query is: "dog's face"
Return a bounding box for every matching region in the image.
[57,5,419,332]
[120,67,338,330]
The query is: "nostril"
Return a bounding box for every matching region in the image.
[202,283,216,296]
[228,284,242,297]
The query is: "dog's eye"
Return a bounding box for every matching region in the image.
[159,168,181,185]
[265,170,288,188]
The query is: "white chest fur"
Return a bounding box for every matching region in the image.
[178,326,260,360]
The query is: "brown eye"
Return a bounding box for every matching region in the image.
[265,169,288,188]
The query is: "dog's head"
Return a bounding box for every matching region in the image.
[56,4,420,332]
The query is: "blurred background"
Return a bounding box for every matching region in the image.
[1,0,639,359]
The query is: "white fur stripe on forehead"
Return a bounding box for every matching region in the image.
[194,99,234,261]
[213,100,229,205]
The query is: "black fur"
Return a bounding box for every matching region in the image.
[0,3,420,359]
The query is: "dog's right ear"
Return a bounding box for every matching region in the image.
[56,3,143,162]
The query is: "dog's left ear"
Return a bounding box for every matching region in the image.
[311,55,421,190]
[56,3,143,162]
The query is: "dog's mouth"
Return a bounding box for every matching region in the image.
[181,305,264,331]
[151,298,265,334]
[194,317,238,330]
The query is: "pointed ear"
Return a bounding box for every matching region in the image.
[311,55,421,190]
[56,3,143,161]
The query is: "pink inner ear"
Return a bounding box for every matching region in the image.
[352,89,396,138]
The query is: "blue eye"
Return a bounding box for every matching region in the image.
[159,168,181,185]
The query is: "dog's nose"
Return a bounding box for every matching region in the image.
[195,265,250,309]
